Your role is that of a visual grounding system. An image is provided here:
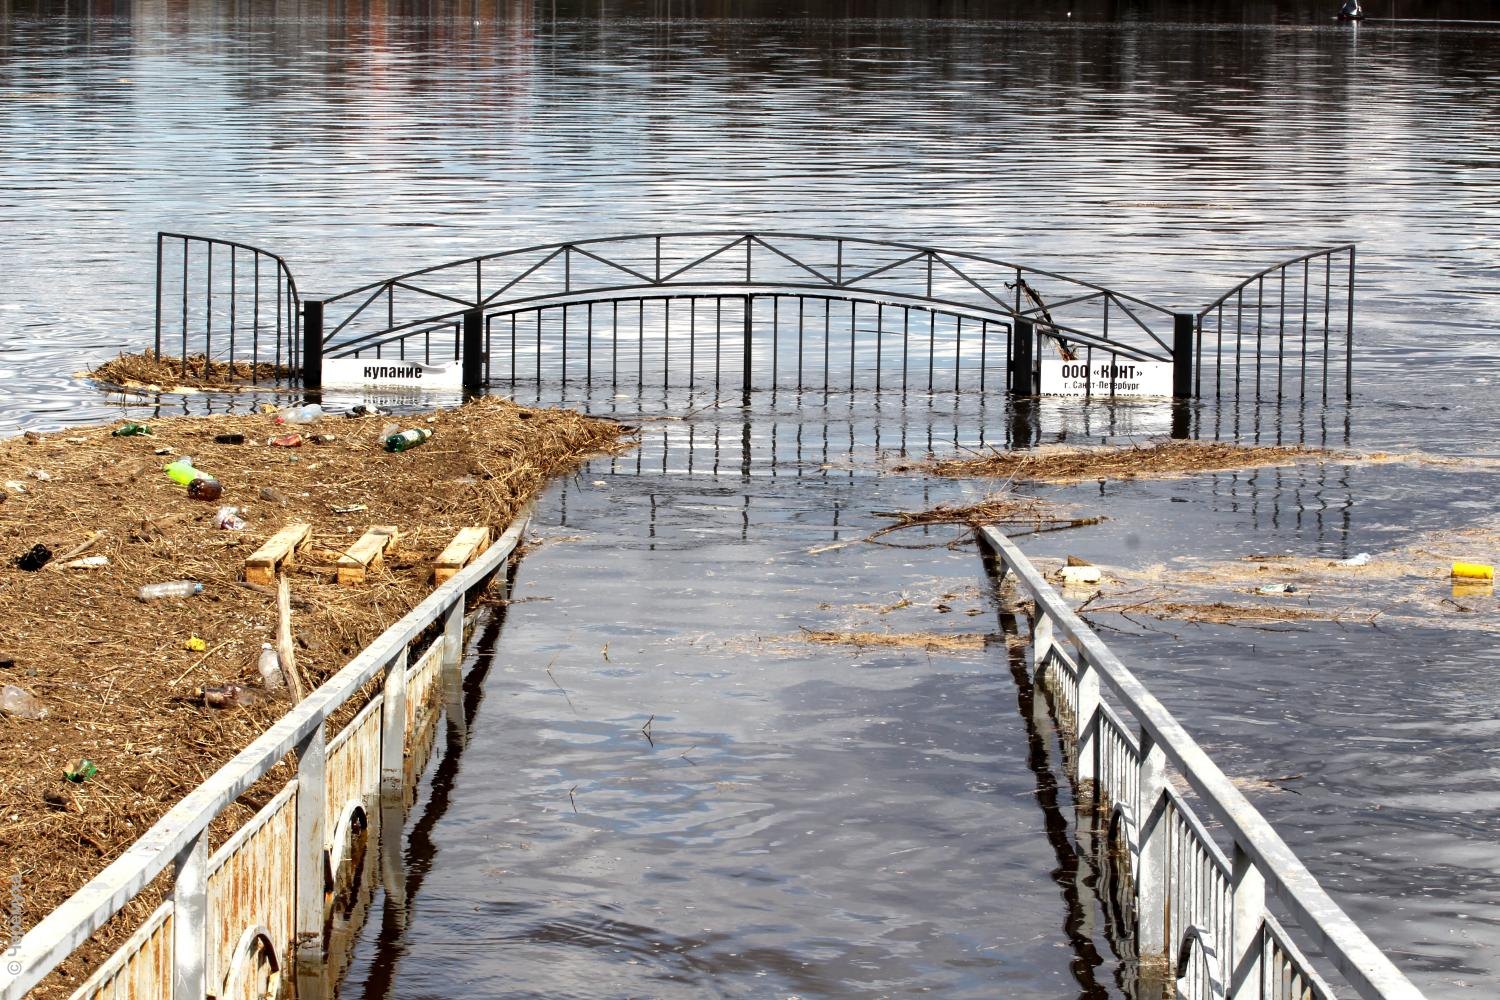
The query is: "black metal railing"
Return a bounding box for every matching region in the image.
[1195,245,1355,403]
[154,232,301,382]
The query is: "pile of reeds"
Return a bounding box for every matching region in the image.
[87,351,294,392]
[920,440,1319,483]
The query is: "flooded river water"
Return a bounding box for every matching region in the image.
[2,1,1498,996]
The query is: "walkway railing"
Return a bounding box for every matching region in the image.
[153,233,301,381]
[0,518,528,1000]
[978,526,1421,1000]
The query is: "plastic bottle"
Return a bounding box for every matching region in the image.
[164,458,199,486]
[0,684,48,720]
[138,580,204,601]
[111,423,153,437]
[278,403,323,424]
[214,506,246,530]
[257,643,286,691]
[187,478,223,501]
[384,428,433,453]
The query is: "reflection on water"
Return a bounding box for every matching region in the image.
[4,2,1499,996]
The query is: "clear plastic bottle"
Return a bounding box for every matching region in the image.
[384,428,433,453]
[279,403,323,424]
[214,506,245,530]
[0,684,48,720]
[138,580,204,601]
[256,643,286,691]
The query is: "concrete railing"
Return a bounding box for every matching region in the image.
[0,516,528,1000]
[978,526,1422,1000]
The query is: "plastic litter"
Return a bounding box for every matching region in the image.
[331,503,368,514]
[308,433,337,445]
[257,643,286,691]
[63,758,98,783]
[1337,553,1370,567]
[30,469,51,482]
[154,446,174,456]
[346,404,389,418]
[139,580,204,601]
[1256,583,1298,595]
[61,555,110,569]
[0,684,47,720]
[3,480,26,494]
[187,477,223,501]
[184,636,207,653]
[384,428,433,453]
[269,433,304,448]
[1452,562,1495,582]
[201,683,258,709]
[110,422,153,437]
[15,544,52,572]
[214,505,246,530]
[277,403,323,425]
[1061,565,1101,585]
[213,433,246,445]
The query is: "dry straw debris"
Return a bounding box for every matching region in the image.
[0,396,628,993]
[871,494,1101,537]
[86,351,295,393]
[797,627,987,652]
[917,440,1320,483]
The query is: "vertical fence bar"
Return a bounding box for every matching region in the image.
[463,308,484,398]
[252,255,261,382]
[301,300,324,395]
[743,296,753,393]
[1345,247,1355,401]
[1075,647,1099,800]
[1012,317,1035,396]
[204,242,213,378]
[293,723,328,999]
[1173,314,1195,400]
[181,240,190,372]
[154,233,164,360]
[171,830,209,1000]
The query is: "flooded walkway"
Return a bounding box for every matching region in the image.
[339,393,1128,998]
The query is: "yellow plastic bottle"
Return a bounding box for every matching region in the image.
[1451,562,1495,581]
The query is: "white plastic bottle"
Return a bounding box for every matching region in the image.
[138,581,204,601]
[281,403,323,424]
[256,643,286,691]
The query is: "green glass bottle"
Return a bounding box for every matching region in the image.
[384,428,433,453]
[111,422,153,437]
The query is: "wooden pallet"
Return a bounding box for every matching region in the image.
[433,526,491,584]
[336,526,401,586]
[245,523,312,586]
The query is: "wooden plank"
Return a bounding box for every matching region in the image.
[244,522,311,586]
[433,526,490,584]
[336,526,400,586]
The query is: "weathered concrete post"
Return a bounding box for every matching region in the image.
[170,831,209,1000]
[462,308,484,399]
[1136,727,1170,979]
[441,601,467,747]
[380,649,408,803]
[1228,844,1267,999]
[301,299,324,398]
[293,723,328,1000]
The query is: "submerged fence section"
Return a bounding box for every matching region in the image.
[153,232,301,381]
[978,526,1419,1000]
[0,519,527,1000]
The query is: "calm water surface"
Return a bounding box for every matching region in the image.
[2,2,1499,996]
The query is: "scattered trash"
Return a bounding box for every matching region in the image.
[164,457,198,486]
[29,469,51,481]
[187,477,223,501]
[60,555,110,569]
[1452,562,1494,581]
[0,684,47,720]
[260,486,290,505]
[256,643,286,691]
[110,423,153,437]
[331,503,367,514]
[63,758,98,783]
[184,636,207,653]
[1337,553,1371,567]
[200,682,258,709]
[346,404,389,418]
[214,505,246,530]
[268,433,304,448]
[213,433,246,445]
[257,403,279,415]
[1256,583,1299,595]
[378,422,401,441]
[308,433,337,445]
[384,428,433,453]
[154,446,175,456]
[2,480,26,494]
[64,437,86,444]
[138,580,204,601]
[1061,565,1101,585]
[276,403,323,425]
[14,544,53,572]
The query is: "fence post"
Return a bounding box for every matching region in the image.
[1136,727,1169,974]
[293,723,327,1000]
[1012,318,1035,395]
[155,233,165,361]
[1173,313,1195,400]
[1228,844,1266,1000]
[1075,645,1099,804]
[742,296,753,393]
[442,600,467,747]
[1345,246,1355,402]
[170,829,209,1000]
[462,308,484,399]
[302,299,324,398]
[380,649,408,803]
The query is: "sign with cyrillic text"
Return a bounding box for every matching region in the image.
[322,358,462,390]
[1039,359,1172,398]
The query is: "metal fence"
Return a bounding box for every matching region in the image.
[0,518,528,1000]
[153,232,301,380]
[977,526,1422,1000]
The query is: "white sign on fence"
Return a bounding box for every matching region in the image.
[1039,359,1173,398]
[322,358,463,390]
